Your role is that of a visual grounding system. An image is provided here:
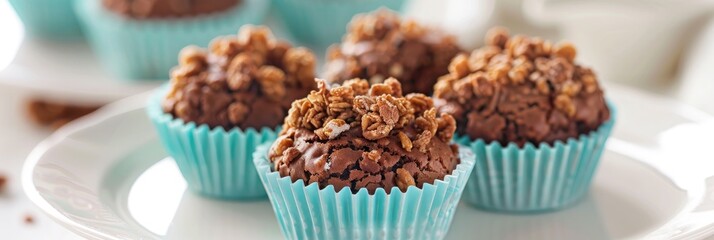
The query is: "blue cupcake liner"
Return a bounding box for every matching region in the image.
[271,0,406,47]
[74,0,269,80]
[146,86,276,200]
[9,0,83,39]
[456,105,617,213]
[254,144,476,240]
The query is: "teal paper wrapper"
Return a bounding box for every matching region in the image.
[254,144,476,240]
[456,105,617,213]
[272,0,406,47]
[9,0,83,39]
[74,0,269,80]
[146,86,275,200]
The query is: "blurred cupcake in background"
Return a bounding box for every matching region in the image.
[254,78,476,239]
[75,0,269,80]
[9,0,83,39]
[435,27,615,213]
[272,0,406,47]
[147,26,317,200]
[324,9,462,95]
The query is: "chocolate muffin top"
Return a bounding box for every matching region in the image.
[434,27,610,146]
[323,10,462,95]
[102,0,240,18]
[162,26,316,130]
[269,78,459,194]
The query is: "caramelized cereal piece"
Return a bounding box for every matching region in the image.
[396,168,416,192]
[398,131,413,152]
[449,54,470,79]
[554,42,577,62]
[485,26,509,48]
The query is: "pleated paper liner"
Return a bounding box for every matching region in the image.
[74,0,269,80]
[456,105,617,213]
[9,0,83,39]
[147,86,276,200]
[254,144,476,240]
[271,0,406,47]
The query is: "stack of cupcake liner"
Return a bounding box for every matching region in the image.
[456,105,616,212]
[254,144,477,240]
[74,0,270,80]
[271,0,406,47]
[147,86,276,200]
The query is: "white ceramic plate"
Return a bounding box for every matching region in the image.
[22,84,714,240]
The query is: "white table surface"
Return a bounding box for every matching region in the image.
[2,0,714,239]
[0,85,81,240]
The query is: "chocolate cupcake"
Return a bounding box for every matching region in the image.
[324,10,462,95]
[147,26,317,199]
[435,27,616,212]
[254,78,476,239]
[75,0,269,79]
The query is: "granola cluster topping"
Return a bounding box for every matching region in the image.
[163,26,316,129]
[269,78,459,194]
[323,9,462,95]
[282,78,455,150]
[434,27,610,145]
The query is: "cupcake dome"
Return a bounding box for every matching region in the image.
[255,78,476,239]
[435,27,610,146]
[435,27,615,213]
[324,10,462,95]
[147,26,316,200]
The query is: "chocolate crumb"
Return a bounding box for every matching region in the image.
[24,214,34,225]
[0,175,6,192]
[26,99,100,130]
